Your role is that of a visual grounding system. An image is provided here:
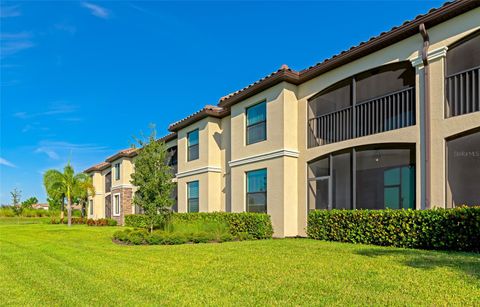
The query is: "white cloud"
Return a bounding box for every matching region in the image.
[14,102,78,119]
[35,147,60,160]
[0,32,34,57]
[0,157,16,168]
[0,5,21,18]
[34,141,109,160]
[81,2,110,19]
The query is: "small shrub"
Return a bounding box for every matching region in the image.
[146,232,165,245]
[163,233,188,245]
[107,219,117,226]
[236,232,254,241]
[190,231,213,243]
[127,230,148,245]
[113,229,132,242]
[219,233,234,242]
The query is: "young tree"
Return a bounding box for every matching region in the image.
[43,163,94,227]
[131,126,175,232]
[21,197,38,209]
[10,188,22,216]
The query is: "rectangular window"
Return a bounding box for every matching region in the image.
[114,163,121,180]
[187,181,199,212]
[113,194,120,216]
[187,129,199,161]
[89,199,93,215]
[246,101,266,145]
[246,169,267,213]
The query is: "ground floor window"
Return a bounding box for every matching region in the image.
[308,144,415,210]
[187,181,199,212]
[113,194,121,216]
[246,169,267,213]
[447,130,480,207]
[89,199,93,215]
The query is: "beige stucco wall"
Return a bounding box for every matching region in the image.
[87,8,479,237]
[88,171,105,219]
[230,157,298,237]
[177,171,222,213]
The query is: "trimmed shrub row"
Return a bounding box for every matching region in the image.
[124,214,166,229]
[307,207,480,252]
[50,217,117,226]
[113,228,252,245]
[125,212,273,239]
[86,218,117,226]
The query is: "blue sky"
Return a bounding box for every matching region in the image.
[0,1,444,204]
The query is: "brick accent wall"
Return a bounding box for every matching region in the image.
[111,187,132,225]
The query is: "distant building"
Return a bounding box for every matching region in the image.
[32,203,49,210]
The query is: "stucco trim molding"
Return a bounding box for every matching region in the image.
[410,46,448,67]
[176,166,222,178]
[229,149,300,167]
[111,184,134,190]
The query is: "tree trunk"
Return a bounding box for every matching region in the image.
[67,197,72,227]
[60,197,65,220]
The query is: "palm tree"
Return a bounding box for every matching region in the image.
[43,163,95,226]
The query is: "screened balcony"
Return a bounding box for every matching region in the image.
[445,32,480,118]
[308,62,416,148]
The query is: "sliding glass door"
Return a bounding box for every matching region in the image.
[308,144,415,211]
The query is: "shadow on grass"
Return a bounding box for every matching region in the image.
[355,247,480,281]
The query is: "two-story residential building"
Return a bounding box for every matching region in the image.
[86,1,480,237]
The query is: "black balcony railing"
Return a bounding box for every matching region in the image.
[308,87,415,147]
[445,66,480,118]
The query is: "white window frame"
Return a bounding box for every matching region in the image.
[113,193,121,216]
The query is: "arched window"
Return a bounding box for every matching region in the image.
[308,144,415,210]
[446,129,480,207]
[308,62,415,147]
[445,31,480,117]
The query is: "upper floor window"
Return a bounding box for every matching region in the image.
[187,181,199,212]
[246,101,266,145]
[445,31,480,117]
[114,163,121,180]
[246,169,267,213]
[187,129,199,161]
[308,62,415,147]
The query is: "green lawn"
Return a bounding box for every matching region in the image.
[0,221,479,306]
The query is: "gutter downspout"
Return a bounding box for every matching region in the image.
[419,23,431,209]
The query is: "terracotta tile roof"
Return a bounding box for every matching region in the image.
[84,161,111,173]
[105,147,138,162]
[159,132,177,143]
[219,64,300,104]
[168,105,229,132]
[218,0,479,107]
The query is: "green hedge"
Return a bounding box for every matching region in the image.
[307,207,480,252]
[124,214,166,229]
[125,212,273,239]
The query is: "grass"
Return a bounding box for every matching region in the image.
[0,221,479,306]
